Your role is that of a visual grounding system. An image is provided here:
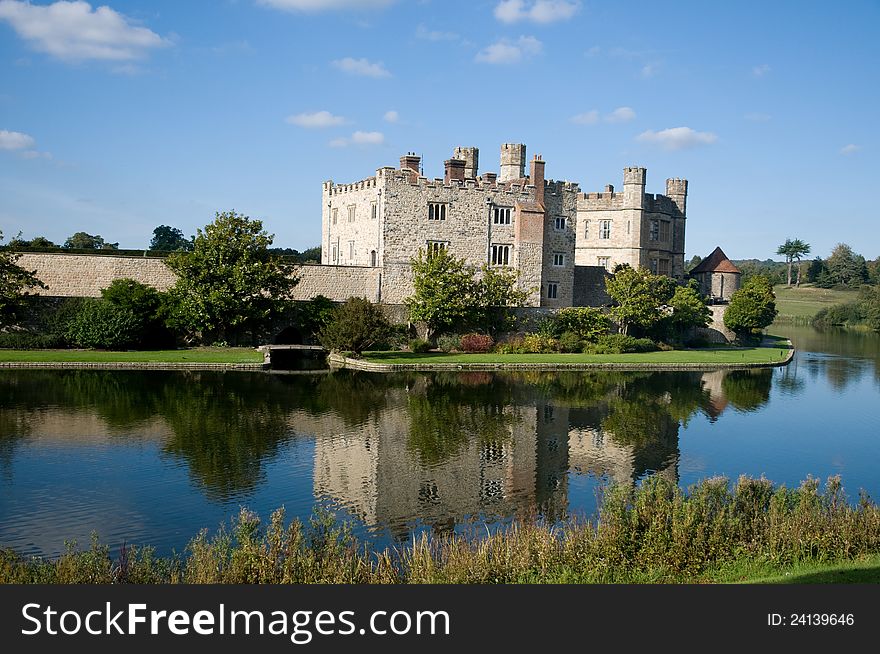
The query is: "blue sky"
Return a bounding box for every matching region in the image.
[1,0,877,260]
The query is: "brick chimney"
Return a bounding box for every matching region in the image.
[529,154,545,206]
[444,158,466,184]
[400,153,421,182]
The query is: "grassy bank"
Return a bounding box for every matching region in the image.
[361,343,791,366]
[773,285,860,323]
[0,347,264,364]
[2,475,878,584]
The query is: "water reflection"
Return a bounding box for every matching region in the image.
[1,325,878,556]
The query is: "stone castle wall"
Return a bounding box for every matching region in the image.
[17,253,177,297]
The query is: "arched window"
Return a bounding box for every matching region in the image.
[370,250,377,267]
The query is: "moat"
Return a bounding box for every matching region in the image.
[1,324,878,558]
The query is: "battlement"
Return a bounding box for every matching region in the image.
[623,166,647,185]
[666,177,688,196]
[324,176,380,196]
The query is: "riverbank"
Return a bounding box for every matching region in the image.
[1,475,876,584]
[334,340,793,372]
[773,284,859,323]
[0,347,267,369]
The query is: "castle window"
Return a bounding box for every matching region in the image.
[547,282,559,299]
[599,220,611,239]
[331,208,338,225]
[331,244,338,263]
[554,216,567,231]
[370,250,377,267]
[428,202,447,221]
[658,258,670,276]
[347,205,356,222]
[348,241,355,260]
[597,256,610,270]
[493,206,512,225]
[553,252,565,267]
[491,244,511,266]
[659,220,671,242]
[371,201,377,220]
[650,219,659,241]
[650,257,659,274]
[584,220,590,238]
[426,240,448,256]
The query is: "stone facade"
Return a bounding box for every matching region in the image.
[323,143,688,308]
[17,253,177,297]
[575,169,687,279]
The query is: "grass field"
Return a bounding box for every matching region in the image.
[0,347,264,364]
[773,284,860,321]
[717,554,880,584]
[362,342,791,366]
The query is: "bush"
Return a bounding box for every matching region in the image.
[373,324,409,350]
[100,278,174,348]
[460,333,494,353]
[0,331,65,349]
[409,338,431,353]
[64,300,142,350]
[586,334,657,354]
[555,307,612,342]
[437,334,461,353]
[520,334,559,354]
[558,331,583,353]
[318,297,391,355]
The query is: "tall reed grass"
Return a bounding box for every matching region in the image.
[2,476,878,584]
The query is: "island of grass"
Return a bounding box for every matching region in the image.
[0,347,265,366]
[351,338,793,370]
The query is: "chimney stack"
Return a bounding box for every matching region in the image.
[400,153,421,181]
[529,154,545,206]
[444,158,466,184]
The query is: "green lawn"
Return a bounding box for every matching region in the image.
[0,347,264,364]
[715,554,880,584]
[773,284,860,321]
[362,343,791,366]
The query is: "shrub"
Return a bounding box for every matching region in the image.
[437,334,461,353]
[0,331,65,349]
[64,300,142,350]
[724,275,778,336]
[558,331,583,353]
[494,337,523,354]
[373,324,409,350]
[318,297,391,355]
[100,278,174,348]
[520,333,559,354]
[535,315,560,338]
[587,334,657,354]
[555,307,612,342]
[460,333,494,353]
[408,338,431,353]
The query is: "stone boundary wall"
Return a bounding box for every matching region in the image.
[293,264,381,302]
[18,252,177,297]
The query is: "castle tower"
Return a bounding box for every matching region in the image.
[665,178,688,215]
[623,166,646,208]
[453,146,479,179]
[500,143,526,182]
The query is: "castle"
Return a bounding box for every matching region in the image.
[321,143,688,307]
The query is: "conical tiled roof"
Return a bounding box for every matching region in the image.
[691,246,741,274]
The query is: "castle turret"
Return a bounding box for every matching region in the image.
[623,166,646,209]
[665,178,688,214]
[500,143,526,182]
[453,146,479,179]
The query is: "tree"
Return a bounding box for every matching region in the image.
[63,232,118,250]
[164,211,298,344]
[474,264,530,335]
[667,283,712,336]
[686,255,703,273]
[723,275,778,338]
[149,225,193,252]
[406,249,480,340]
[776,238,811,286]
[318,297,390,355]
[1,230,47,325]
[604,265,676,335]
[101,278,173,348]
[825,243,868,287]
[29,236,56,248]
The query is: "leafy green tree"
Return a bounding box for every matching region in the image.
[723,275,778,338]
[164,211,298,344]
[667,283,712,336]
[29,236,56,248]
[63,232,118,250]
[149,225,193,252]
[777,239,811,286]
[64,300,142,350]
[474,264,530,335]
[604,265,676,335]
[101,278,173,348]
[1,230,47,326]
[686,255,703,273]
[318,297,390,355]
[825,243,868,288]
[555,307,612,341]
[406,249,480,340]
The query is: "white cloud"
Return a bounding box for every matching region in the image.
[571,107,636,125]
[637,127,718,150]
[286,110,347,128]
[840,144,861,156]
[744,112,772,122]
[21,150,52,160]
[383,110,399,123]
[0,129,35,150]
[585,45,600,57]
[257,0,395,11]
[570,110,599,125]
[475,35,542,65]
[605,106,636,123]
[494,0,579,24]
[752,63,770,77]
[415,24,459,42]
[640,62,658,78]
[332,56,390,78]
[330,130,385,147]
[0,0,168,62]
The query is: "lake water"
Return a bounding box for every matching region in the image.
[1,324,878,558]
